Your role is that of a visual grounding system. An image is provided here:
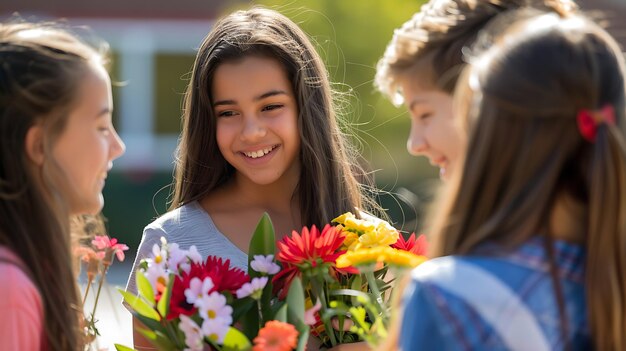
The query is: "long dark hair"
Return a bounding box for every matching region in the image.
[171,7,379,226]
[0,21,107,350]
[433,11,626,349]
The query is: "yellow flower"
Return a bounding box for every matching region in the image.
[336,246,390,268]
[336,246,426,269]
[338,228,359,251]
[333,212,376,234]
[334,212,400,250]
[358,221,399,249]
[384,248,427,269]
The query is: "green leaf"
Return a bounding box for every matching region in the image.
[136,327,157,342]
[153,330,179,351]
[274,303,288,322]
[118,288,161,321]
[294,320,310,351]
[231,297,255,323]
[350,274,363,306]
[136,273,155,305]
[114,344,138,351]
[286,277,305,323]
[240,306,260,341]
[157,273,174,317]
[222,327,252,351]
[135,314,165,334]
[247,213,276,278]
[260,280,274,323]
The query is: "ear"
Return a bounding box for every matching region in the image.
[25,123,46,166]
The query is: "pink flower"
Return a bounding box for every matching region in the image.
[92,235,129,262]
[75,246,105,262]
[304,299,321,326]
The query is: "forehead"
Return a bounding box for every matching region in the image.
[211,55,291,98]
[66,63,112,116]
[395,56,440,104]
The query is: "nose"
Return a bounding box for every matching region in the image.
[407,122,427,156]
[241,113,267,142]
[109,127,126,161]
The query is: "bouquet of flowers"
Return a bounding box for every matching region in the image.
[116,215,310,351]
[272,212,428,349]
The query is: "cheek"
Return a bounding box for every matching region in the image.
[441,119,464,159]
[215,124,231,150]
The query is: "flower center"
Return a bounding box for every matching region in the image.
[207,310,217,319]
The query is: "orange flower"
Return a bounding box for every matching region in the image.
[273,225,346,298]
[253,320,298,351]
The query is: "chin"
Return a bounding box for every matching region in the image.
[70,196,104,216]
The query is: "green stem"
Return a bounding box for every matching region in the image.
[364,271,387,319]
[257,299,263,329]
[82,275,94,307]
[311,277,337,347]
[91,264,109,319]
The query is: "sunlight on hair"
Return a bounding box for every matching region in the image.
[16,28,47,39]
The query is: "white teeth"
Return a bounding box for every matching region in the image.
[244,146,275,159]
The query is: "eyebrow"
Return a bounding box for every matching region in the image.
[213,90,288,107]
[96,107,112,118]
[408,98,428,111]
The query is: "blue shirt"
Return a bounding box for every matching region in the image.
[399,237,591,350]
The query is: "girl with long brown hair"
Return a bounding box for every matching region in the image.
[0,21,125,350]
[399,9,626,350]
[126,7,382,350]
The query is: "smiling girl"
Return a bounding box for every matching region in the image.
[375,0,577,180]
[126,7,382,350]
[0,21,125,350]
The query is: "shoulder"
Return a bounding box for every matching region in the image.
[145,202,202,231]
[143,201,214,241]
[406,256,554,350]
[0,257,43,344]
[0,263,41,307]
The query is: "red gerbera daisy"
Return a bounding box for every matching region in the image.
[167,256,249,320]
[273,225,345,298]
[391,233,428,256]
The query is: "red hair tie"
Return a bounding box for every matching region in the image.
[576,105,616,142]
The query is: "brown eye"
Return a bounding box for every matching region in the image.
[262,104,283,112]
[217,110,237,117]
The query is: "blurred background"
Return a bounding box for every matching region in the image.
[2,0,625,271]
[2,0,625,349]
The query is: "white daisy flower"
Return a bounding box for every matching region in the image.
[197,291,233,325]
[187,245,203,264]
[149,243,168,268]
[250,254,280,275]
[236,276,268,300]
[144,264,169,295]
[167,243,188,272]
[201,318,229,344]
[179,315,204,351]
[185,277,215,307]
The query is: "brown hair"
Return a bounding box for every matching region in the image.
[171,7,380,226]
[432,10,626,349]
[375,0,577,104]
[0,21,107,350]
